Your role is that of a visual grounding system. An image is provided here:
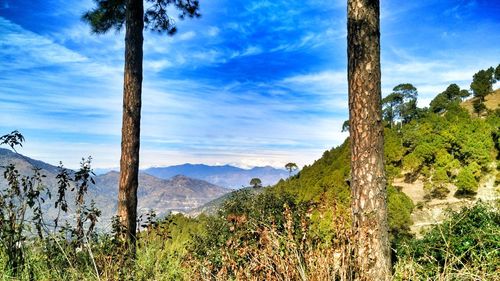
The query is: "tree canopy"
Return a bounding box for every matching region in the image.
[471,67,496,102]
[249,178,262,189]
[382,83,419,126]
[430,83,470,114]
[83,0,200,35]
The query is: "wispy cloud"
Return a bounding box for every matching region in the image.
[0,0,498,170]
[0,18,87,71]
[178,31,196,41]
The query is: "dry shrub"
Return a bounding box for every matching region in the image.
[188,199,354,281]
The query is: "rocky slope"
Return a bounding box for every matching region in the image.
[396,166,499,236]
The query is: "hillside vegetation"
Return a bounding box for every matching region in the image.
[1,68,499,279]
[182,79,500,279]
[462,88,500,115]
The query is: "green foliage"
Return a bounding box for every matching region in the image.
[83,0,200,35]
[395,202,500,280]
[382,83,419,125]
[82,0,126,34]
[190,189,311,278]
[473,98,487,115]
[382,92,403,124]
[455,165,479,195]
[0,164,48,275]
[341,119,350,132]
[274,140,351,204]
[284,162,298,176]
[0,133,104,279]
[429,83,470,114]
[384,128,404,179]
[471,67,496,102]
[1,63,499,279]
[249,177,262,188]
[387,185,414,238]
[400,105,496,193]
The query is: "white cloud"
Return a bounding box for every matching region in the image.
[231,45,263,58]
[178,30,196,41]
[144,59,174,72]
[207,26,220,37]
[0,17,87,71]
[381,48,498,106]
[281,70,347,97]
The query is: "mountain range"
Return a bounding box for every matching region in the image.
[144,163,291,188]
[0,148,231,228]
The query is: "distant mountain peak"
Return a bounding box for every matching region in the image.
[144,163,290,189]
[171,174,190,180]
[1,152,232,224]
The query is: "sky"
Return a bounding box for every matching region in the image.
[0,0,499,169]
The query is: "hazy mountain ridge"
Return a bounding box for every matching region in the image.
[0,148,60,174]
[0,149,231,226]
[144,163,291,189]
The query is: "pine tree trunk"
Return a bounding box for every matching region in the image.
[347,0,391,280]
[118,0,144,251]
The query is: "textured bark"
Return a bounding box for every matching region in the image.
[118,0,144,251]
[347,0,391,280]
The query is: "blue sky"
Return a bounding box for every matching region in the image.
[0,0,499,169]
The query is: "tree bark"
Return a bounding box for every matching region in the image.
[118,0,144,251]
[347,0,391,280]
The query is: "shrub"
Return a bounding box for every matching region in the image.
[456,166,479,195]
[387,185,414,239]
[394,202,500,280]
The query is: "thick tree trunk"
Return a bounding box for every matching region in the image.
[118,0,144,251]
[347,0,391,280]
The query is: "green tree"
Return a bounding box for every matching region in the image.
[430,167,449,199]
[284,162,298,178]
[495,64,500,80]
[83,0,200,251]
[382,83,419,125]
[392,83,418,124]
[347,0,391,279]
[471,67,495,102]
[387,185,414,238]
[473,99,486,116]
[456,166,478,195]
[341,119,350,132]
[382,92,403,126]
[429,92,449,114]
[249,178,262,189]
[430,84,470,114]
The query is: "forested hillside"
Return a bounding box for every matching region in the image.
[178,80,500,279]
[1,64,499,279]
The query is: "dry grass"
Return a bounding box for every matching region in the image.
[188,202,354,281]
[461,89,500,115]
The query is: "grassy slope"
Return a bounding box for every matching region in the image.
[461,88,500,114]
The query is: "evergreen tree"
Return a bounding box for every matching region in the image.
[284,163,298,178]
[382,83,419,125]
[347,0,391,279]
[382,92,403,126]
[393,83,418,124]
[341,119,350,132]
[473,99,486,116]
[456,166,479,194]
[430,84,470,114]
[83,0,200,251]
[471,67,495,102]
[249,178,262,189]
